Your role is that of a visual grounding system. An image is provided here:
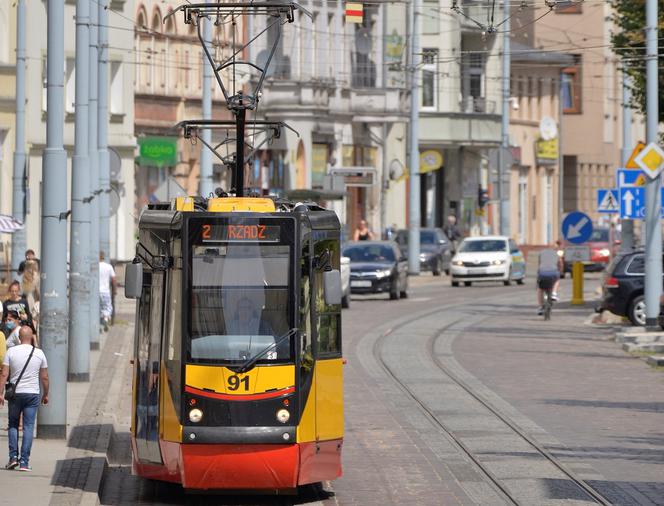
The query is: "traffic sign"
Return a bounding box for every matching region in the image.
[619,187,664,219]
[625,142,646,169]
[634,142,664,179]
[562,211,593,244]
[564,246,590,263]
[597,189,619,213]
[616,168,647,188]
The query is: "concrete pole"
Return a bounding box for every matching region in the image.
[99,0,111,258]
[620,74,634,252]
[38,0,69,439]
[89,1,101,347]
[407,0,421,275]
[11,0,27,272]
[68,0,91,382]
[643,0,660,327]
[558,70,564,232]
[498,0,511,237]
[200,5,214,197]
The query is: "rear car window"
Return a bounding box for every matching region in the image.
[625,255,645,274]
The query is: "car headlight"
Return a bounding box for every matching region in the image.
[453,260,464,266]
[492,259,506,265]
[557,250,564,257]
[375,269,392,278]
[276,409,290,424]
[598,248,610,257]
[189,408,203,423]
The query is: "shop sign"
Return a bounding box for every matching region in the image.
[535,138,558,165]
[420,150,443,174]
[138,137,178,167]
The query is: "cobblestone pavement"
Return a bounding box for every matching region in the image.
[99,274,664,505]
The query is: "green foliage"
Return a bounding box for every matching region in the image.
[610,0,664,122]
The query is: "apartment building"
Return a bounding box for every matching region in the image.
[532,1,645,222]
[249,0,410,238]
[0,2,16,227]
[417,0,503,235]
[133,1,238,211]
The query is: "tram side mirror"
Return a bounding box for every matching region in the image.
[323,269,342,306]
[125,261,143,299]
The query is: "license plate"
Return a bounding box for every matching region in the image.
[471,268,487,274]
[351,280,372,288]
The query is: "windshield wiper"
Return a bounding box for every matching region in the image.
[233,328,298,374]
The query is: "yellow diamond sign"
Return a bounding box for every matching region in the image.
[634,142,664,179]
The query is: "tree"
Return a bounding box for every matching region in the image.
[610,0,664,124]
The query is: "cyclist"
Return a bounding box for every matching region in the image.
[537,248,562,315]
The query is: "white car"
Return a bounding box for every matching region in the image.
[450,236,526,287]
[341,256,351,308]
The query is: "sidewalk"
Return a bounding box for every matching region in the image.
[0,297,135,506]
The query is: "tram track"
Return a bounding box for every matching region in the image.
[372,293,613,506]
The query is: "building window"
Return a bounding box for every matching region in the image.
[561,64,582,114]
[65,58,75,114]
[461,53,486,112]
[421,48,438,110]
[110,61,123,114]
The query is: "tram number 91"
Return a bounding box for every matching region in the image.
[227,375,249,391]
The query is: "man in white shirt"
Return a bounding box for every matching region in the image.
[99,251,117,331]
[0,326,49,471]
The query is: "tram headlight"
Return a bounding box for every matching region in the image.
[276,409,290,424]
[189,408,203,423]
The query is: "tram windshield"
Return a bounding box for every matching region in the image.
[189,243,292,364]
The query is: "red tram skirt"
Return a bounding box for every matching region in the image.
[132,439,342,490]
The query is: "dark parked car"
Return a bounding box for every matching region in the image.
[342,241,408,300]
[395,228,452,276]
[599,249,655,326]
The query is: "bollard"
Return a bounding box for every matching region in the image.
[571,261,584,305]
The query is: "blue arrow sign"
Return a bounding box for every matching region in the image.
[597,189,619,213]
[619,187,664,219]
[562,211,593,244]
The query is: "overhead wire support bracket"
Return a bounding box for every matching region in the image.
[168,2,311,197]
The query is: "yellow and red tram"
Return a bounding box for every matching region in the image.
[125,195,344,491]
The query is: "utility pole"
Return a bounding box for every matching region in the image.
[11,0,27,272]
[69,0,91,382]
[620,74,634,252]
[643,0,660,328]
[498,0,511,236]
[38,0,68,439]
[558,70,564,228]
[89,1,101,348]
[407,0,421,275]
[200,4,214,197]
[99,0,111,258]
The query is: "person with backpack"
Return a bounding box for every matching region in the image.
[0,325,49,472]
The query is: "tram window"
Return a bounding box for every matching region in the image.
[299,245,314,373]
[188,243,293,363]
[316,314,340,355]
[164,267,182,416]
[313,239,341,357]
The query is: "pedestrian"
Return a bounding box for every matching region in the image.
[3,311,22,348]
[442,215,462,252]
[99,251,117,332]
[353,219,374,241]
[20,259,40,331]
[17,250,40,277]
[0,325,49,472]
[2,281,33,327]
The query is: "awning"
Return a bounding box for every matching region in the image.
[0,215,24,234]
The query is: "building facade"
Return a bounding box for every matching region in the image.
[532,1,645,223]
[0,1,16,240]
[249,0,410,239]
[134,1,239,213]
[11,0,137,261]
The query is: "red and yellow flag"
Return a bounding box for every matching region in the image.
[345,3,363,23]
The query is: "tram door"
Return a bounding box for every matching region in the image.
[135,271,164,464]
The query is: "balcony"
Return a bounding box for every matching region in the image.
[460,96,497,114]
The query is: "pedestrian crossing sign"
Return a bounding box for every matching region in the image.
[597,189,619,213]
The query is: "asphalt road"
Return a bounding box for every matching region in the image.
[99,274,664,505]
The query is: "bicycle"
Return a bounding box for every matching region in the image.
[542,286,554,320]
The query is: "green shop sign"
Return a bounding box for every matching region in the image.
[138,137,178,167]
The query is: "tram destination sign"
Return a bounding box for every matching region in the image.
[201,224,281,242]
